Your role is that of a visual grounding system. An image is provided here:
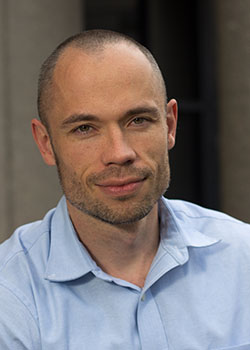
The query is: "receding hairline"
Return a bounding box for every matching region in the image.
[37,30,167,127]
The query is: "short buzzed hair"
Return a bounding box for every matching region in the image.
[37,29,167,127]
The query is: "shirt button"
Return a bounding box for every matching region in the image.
[141,294,145,301]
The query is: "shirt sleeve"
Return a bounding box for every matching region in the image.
[0,283,41,350]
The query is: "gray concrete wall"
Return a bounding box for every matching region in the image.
[0,0,83,242]
[215,0,250,222]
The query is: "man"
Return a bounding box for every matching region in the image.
[0,30,250,350]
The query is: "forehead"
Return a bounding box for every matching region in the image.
[55,43,154,84]
[50,43,164,118]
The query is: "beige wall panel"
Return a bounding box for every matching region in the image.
[0,0,8,241]
[215,0,250,222]
[1,0,83,241]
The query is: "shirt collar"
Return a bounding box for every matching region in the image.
[143,198,221,290]
[159,197,220,252]
[44,197,98,282]
[45,196,221,283]
[154,197,221,269]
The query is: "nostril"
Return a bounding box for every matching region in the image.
[104,153,136,166]
[124,159,133,166]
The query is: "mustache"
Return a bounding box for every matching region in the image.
[87,165,153,185]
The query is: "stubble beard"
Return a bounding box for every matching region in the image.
[54,154,171,225]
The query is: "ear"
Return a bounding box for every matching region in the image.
[31,119,56,166]
[166,99,178,150]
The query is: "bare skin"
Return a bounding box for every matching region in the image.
[32,43,178,287]
[69,196,160,287]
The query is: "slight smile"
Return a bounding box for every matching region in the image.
[96,178,146,196]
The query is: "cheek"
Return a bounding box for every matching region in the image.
[59,142,103,178]
[144,134,168,161]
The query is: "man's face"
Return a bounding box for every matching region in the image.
[34,44,177,225]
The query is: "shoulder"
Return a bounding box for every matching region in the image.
[0,280,41,349]
[163,197,250,244]
[0,207,56,310]
[164,197,249,225]
[0,209,56,350]
[161,198,250,280]
[0,208,56,270]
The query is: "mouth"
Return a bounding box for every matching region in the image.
[96,177,146,196]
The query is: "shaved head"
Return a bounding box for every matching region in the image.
[37,30,167,128]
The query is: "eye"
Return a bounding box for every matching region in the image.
[131,117,148,125]
[74,124,93,134]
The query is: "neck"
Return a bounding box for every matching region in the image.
[67,202,160,288]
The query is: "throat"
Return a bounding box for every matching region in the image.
[69,200,160,287]
[85,221,160,288]
[102,251,157,288]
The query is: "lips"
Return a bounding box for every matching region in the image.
[95,177,146,196]
[96,177,145,187]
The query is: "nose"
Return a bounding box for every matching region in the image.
[101,127,136,166]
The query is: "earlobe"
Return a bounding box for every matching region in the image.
[166,99,178,150]
[31,119,56,166]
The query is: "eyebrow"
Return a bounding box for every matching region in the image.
[61,114,99,128]
[124,106,160,119]
[61,106,161,128]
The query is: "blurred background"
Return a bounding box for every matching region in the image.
[1,0,250,242]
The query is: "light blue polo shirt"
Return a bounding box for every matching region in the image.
[1,196,250,349]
